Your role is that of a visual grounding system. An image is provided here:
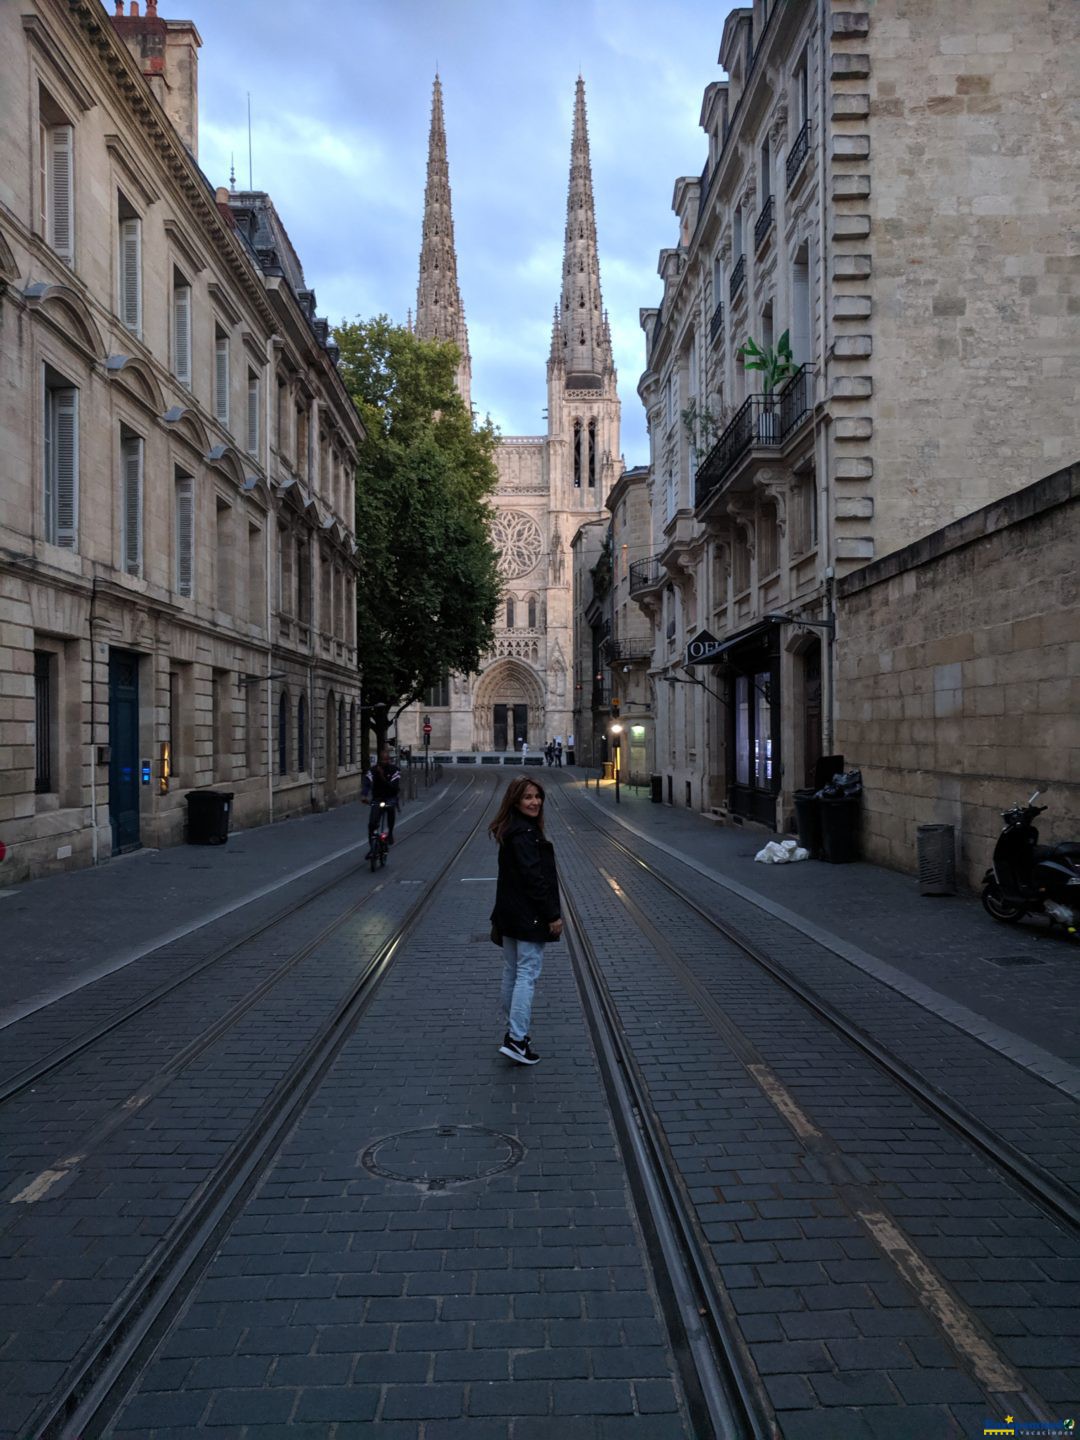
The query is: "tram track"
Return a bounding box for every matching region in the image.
[554,783,1080,1234]
[21,777,499,1440]
[0,778,471,1111]
[548,783,1071,1430]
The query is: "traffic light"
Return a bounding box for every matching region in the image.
[611,698,620,718]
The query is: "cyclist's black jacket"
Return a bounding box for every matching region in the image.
[491,812,561,943]
[366,762,400,803]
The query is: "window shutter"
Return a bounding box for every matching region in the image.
[175,475,194,597]
[215,334,229,422]
[49,125,74,262]
[121,435,143,576]
[247,373,259,454]
[55,388,78,549]
[119,216,141,333]
[173,284,191,384]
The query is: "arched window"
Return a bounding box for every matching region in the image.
[277,690,289,777]
[297,693,307,772]
[338,697,346,770]
[528,596,537,629]
[350,702,357,765]
[506,596,515,629]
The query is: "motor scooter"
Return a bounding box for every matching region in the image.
[982,791,1080,935]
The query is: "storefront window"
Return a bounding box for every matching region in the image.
[735,675,750,786]
[754,671,772,786]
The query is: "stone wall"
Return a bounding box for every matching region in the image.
[835,464,1080,889]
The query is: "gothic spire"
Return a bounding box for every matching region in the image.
[415,74,471,407]
[559,76,613,387]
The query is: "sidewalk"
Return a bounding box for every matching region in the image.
[570,774,1080,1079]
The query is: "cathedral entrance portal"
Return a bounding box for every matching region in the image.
[493,703,529,752]
[473,660,544,753]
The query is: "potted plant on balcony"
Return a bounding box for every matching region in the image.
[738,330,796,443]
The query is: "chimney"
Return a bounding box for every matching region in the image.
[111,2,202,159]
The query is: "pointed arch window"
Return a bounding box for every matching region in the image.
[528,596,537,629]
[506,596,515,629]
[588,419,597,488]
[573,418,582,488]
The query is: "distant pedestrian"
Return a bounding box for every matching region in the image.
[567,732,575,765]
[545,740,555,766]
[489,777,562,1065]
[520,739,529,758]
[554,736,563,767]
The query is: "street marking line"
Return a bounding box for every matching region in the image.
[746,1063,822,1139]
[11,1167,72,1204]
[460,877,497,882]
[858,1209,1020,1393]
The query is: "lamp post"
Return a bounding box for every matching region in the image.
[610,721,623,804]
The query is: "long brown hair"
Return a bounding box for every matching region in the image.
[489,776,547,843]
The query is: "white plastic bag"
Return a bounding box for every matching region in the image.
[754,839,810,864]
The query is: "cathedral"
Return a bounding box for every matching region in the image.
[400,76,621,755]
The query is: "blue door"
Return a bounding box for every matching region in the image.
[108,650,141,853]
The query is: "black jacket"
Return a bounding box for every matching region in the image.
[491,812,561,943]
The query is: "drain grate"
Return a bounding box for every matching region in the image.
[984,954,1045,968]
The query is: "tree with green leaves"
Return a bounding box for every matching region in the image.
[334,316,501,749]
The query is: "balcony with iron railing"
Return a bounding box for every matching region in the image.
[753,194,774,251]
[604,635,653,664]
[695,364,813,514]
[786,120,811,190]
[709,299,725,346]
[729,254,746,302]
[629,554,665,595]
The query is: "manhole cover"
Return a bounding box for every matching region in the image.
[360,1125,525,1191]
[984,955,1045,967]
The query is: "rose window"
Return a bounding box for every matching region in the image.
[491,510,543,579]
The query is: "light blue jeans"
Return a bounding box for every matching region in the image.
[500,938,545,1042]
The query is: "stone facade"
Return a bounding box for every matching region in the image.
[401,78,619,758]
[835,464,1079,889]
[0,0,363,884]
[632,0,1079,833]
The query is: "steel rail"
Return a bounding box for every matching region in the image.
[557,786,1080,1235]
[27,780,496,1440]
[561,889,777,1440]
[0,778,472,1109]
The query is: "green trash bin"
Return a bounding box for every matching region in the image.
[186,790,233,845]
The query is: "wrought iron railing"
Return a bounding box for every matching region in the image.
[753,194,774,250]
[695,365,813,510]
[605,636,652,664]
[729,254,746,301]
[786,120,811,188]
[629,554,664,594]
[709,300,725,345]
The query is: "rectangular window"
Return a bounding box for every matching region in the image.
[119,427,143,576]
[296,537,310,624]
[40,97,74,263]
[245,679,260,776]
[172,270,192,384]
[118,196,141,335]
[34,650,55,793]
[43,368,78,548]
[248,523,264,625]
[760,138,772,204]
[214,326,229,423]
[425,676,451,708]
[175,469,194,597]
[215,497,234,615]
[246,369,260,455]
[211,668,230,782]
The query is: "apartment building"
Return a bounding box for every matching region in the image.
[0,0,364,882]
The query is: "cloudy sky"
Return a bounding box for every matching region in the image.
[175,0,729,465]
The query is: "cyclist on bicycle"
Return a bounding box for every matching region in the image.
[363,747,400,856]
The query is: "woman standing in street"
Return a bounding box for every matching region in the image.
[489,777,562,1065]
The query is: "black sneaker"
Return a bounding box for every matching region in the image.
[499,1033,540,1065]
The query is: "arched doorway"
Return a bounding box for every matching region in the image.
[471,659,546,752]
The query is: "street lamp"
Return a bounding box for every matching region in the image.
[610,721,623,804]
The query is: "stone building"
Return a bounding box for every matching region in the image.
[400,77,620,757]
[569,518,607,772]
[633,0,1080,837]
[0,0,363,884]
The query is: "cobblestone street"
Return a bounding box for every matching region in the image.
[1,772,1077,1438]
